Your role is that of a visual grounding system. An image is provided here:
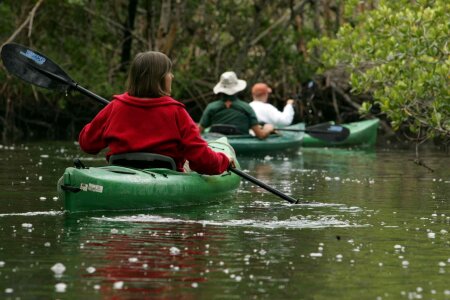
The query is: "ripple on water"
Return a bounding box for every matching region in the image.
[93,213,367,229]
[0,211,63,217]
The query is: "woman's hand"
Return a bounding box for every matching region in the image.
[226,154,236,168]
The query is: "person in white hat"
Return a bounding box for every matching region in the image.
[198,71,274,139]
[249,83,295,126]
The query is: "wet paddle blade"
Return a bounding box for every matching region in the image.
[306,123,350,142]
[1,43,74,91]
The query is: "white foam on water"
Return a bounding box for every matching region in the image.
[0,211,63,217]
[94,214,365,229]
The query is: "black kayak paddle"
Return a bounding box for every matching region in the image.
[275,123,350,142]
[1,43,109,105]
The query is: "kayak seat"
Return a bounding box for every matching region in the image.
[109,153,177,170]
[210,124,243,135]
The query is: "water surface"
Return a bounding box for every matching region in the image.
[0,142,449,299]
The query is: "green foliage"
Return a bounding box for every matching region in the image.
[312,0,450,140]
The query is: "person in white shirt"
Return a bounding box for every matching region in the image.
[249,83,295,127]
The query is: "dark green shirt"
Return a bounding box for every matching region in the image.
[199,96,259,134]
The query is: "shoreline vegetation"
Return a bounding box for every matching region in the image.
[0,1,448,148]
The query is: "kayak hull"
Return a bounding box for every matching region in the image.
[58,138,241,213]
[302,119,379,148]
[203,123,305,155]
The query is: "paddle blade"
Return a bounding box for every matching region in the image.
[1,43,73,91]
[306,123,350,142]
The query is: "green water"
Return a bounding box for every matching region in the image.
[0,142,449,299]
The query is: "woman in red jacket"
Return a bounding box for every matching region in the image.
[79,51,233,175]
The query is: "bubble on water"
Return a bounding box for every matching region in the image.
[427,232,436,239]
[336,254,343,262]
[438,262,446,267]
[5,288,13,293]
[0,261,5,267]
[86,266,96,273]
[51,263,66,275]
[113,281,124,289]
[263,155,273,161]
[94,284,100,290]
[310,253,322,258]
[440,229,448,234]
[394,244,405,252]
[191,282,198,288]
[55,283,67,293]
[170,247,180,255]
[21,223,33,228]
[235,275,242,282]
[402,260,409,268]
[40,154,49,158]
[378,262,383,267]
[128,257,138,262]
[325,177,332,181]
[110,228,119,234]
[259,249,267,256]
[44,242,51,247]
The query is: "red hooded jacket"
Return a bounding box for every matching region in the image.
[78,93,229,175]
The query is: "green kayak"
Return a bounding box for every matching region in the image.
[203,122,305,155]
[57,138,241,213]
[302,119,380,148]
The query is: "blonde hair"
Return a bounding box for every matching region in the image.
[127,51,172,98]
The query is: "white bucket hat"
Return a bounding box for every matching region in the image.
[213,71,247,95]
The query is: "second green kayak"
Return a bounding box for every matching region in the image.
[203,123,305,155]
[302,118,379,148]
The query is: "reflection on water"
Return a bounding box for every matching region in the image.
[60,200,366,298]
[0,142,449,299]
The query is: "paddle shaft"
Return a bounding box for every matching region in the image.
[29,63,109,105]
[229,168,298,204]
[276,128,343,134]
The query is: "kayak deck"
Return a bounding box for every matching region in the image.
[58,166,240,213]
[58,138,241,213]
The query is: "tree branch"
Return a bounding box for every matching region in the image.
[0,0,44,49]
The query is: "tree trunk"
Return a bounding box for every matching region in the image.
[120,0,138,72]
[145,0,156,50]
